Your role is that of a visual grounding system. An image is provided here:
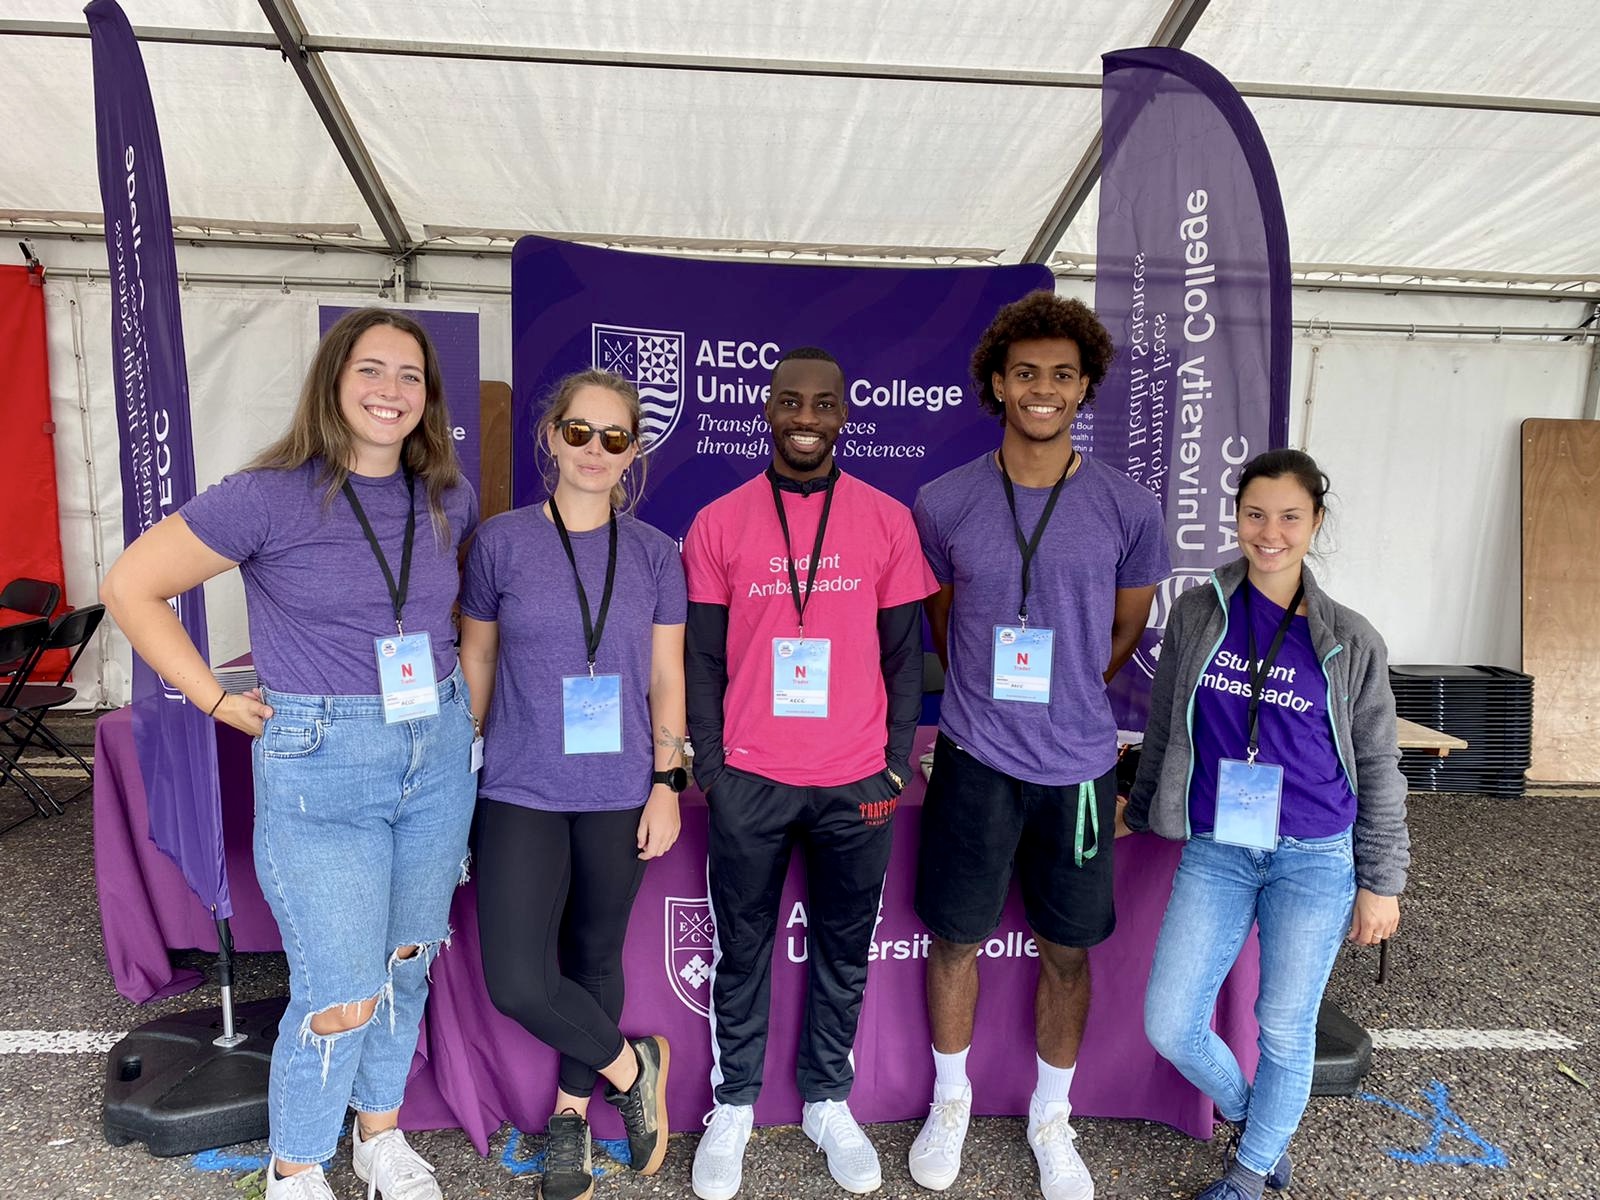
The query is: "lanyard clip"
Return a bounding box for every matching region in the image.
[396,619,405,637]
[587,660,596,680]
[1019,612,1028,632]
[1246,745,1258,766]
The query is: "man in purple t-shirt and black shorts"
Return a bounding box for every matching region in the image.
[909,292,1169,1200]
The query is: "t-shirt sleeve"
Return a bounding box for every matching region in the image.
[1118,487,1172,588]
[681,511,730,606]
[878,501,939,609]
[180,471,270,564]
[458,480,480,543]
[458,521,500,622]
[653,539,688,625]
[912,487,953,585]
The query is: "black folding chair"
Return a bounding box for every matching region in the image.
[4,605,106,803]
[0,578,62,619]
[0,617,55,820]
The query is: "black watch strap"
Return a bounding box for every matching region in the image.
[652,767,689,793]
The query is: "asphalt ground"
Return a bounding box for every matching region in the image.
[1,713,1596,1199]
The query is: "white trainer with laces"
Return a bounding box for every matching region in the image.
[351,1125,442,1200]
[693,1103,755,1200]
[263,1162,337,1200]
[908,1086,972,1190]
[1028,1109,1095,1200]
[802,1099,883,1194]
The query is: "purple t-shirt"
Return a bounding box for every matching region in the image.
[181,461,477,695]
[914,451,1169,785]
[460,505,687,813]
[1189,581,1356,838]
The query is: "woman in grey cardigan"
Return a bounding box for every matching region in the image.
[1124,449,1409,1200]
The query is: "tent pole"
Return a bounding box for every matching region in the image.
[213,917,247,1048]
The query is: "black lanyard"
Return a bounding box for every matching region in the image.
[1243,581,1306,761]
[549,497,618,677]
[342,470,416,635]
[997,449,1075,626]
[769,473,836,638]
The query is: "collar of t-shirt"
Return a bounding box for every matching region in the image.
[764,462,840,496]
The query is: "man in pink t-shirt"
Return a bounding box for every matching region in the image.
[683,347,936,1200]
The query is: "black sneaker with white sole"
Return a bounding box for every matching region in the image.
[604,1034,671,1175]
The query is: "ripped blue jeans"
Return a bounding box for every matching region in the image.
[253,666,476,1165]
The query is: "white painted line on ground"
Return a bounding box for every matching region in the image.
[1371,1028,1579,1051]
[12,764,89,777]
[0,1031,125,1055]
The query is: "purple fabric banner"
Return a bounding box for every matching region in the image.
[510,237,1052,534]
[88,0,228,918]
[1092,47,1292,729]
[319,306,482,491]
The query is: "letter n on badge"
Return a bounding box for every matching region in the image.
[665,897,716,1017]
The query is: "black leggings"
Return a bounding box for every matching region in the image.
[476,799,648,1097]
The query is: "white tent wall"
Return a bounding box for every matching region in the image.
[38,251,1590,709]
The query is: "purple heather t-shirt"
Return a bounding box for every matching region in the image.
[915,451,1169,785]
[460,505,687,813]
[181,460,478,696]
[1189,581,1356,838]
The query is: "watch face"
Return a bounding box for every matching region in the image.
[658,767,689,792]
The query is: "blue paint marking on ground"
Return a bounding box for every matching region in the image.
[501,1128,630,1177]
[192,1149,270,1172]
[1358,1080,1509,1168]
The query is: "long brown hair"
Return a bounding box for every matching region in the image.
[249,307,463,542]
[534,369,649,513]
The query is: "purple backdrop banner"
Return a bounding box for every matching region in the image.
[88,0,228,917]
[1092,47,1291,729]
[319,306,482,491]
[510,237,1052,534]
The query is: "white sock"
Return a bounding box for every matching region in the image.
[932,1045,970,1099]
[1031,1055,1075,1120]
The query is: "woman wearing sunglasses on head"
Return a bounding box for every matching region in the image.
[459,369,687,1200]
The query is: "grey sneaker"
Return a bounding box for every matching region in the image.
[541,1112,594,1200]
[264,1163,336,1200]
[802,1099,883,1194]
[692,1103,754,1200]
[351,1126,441,1200]
[908,1087,971,1190]
[604,1034,671,1174]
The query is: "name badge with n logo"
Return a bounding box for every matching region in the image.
[991,625,1054,704]
[772,637,831,718]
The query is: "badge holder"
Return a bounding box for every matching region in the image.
[563,671,624,755]
[991,624,1054,704]
[1213,754,1284,851]
[772,637,831,718]
[375,632,439,724]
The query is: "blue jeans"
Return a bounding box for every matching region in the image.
[253,667,477,1165]
[1144,830,1355,1177]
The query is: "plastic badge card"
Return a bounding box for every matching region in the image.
[772,637,830,718]
[374,633,439,724]
[1213,757,1284,851]
[562,674,623,754]
[991,625,1054,704]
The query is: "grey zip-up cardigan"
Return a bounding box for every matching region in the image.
[1126,558,1410,896]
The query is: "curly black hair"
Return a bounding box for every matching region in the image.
[969,290,1115,419]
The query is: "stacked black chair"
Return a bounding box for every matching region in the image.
[0,617,55,822]
[1389,665,1534,797]
[4,605,107,803]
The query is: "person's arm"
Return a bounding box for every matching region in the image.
[100,513,273,735]
[458,615,498,734]
[684,601,730,795]
[877,600,924,787]
[924,582,955,673]
[1123,607,1185,833]
[1105,583,1158,683]
[1347,626,1410,944]
[639,621,686,859]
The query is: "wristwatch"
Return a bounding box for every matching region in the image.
[652,767,689,793]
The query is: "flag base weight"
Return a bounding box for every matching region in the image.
[1309,997,1374,1096]
[102,997,288,1157]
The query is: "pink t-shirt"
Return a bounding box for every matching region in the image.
[683,470,936,787]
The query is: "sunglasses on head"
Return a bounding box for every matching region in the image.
[555,418,636,454]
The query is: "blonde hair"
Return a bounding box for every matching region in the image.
[535,369,649,513]
[249,307,463,543]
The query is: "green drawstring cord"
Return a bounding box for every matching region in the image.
[1074,780,1100,867]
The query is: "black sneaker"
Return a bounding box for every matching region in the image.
[604,1034,671,1175]
[541,1111,593,1200]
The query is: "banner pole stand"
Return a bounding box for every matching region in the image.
[213,916,246,1049]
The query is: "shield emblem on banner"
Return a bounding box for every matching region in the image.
[1132,568,1214,679]
[665,896,716,1017]
[592,324,685,454]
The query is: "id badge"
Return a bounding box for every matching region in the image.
[772,637,830,718]
[1213,757,1284,851]
[562,673,623,755]
[991,625,1054,704]
[470,736,485,772]
[374,633,439,724]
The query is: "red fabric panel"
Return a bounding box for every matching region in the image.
[0,265,70,679]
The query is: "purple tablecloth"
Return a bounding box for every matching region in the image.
[93,709,1259,1148]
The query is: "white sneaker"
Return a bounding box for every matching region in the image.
[693,1103,755,1200]
[1028,1108,1095,1200]
[352,1125,442,1200]
[802,1099,883,1195]
[908,1086,971,1190]
[264,1163,337,1200]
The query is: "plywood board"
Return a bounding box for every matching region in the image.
[1522,418,1600,783]
[479,380,513,522]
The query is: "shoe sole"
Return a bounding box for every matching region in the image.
[636,1035,671,1176]
[538,1180,594,1200]
[805,1127,882,1195]
[908,1156,959,1191]
[692,1177,740,1200]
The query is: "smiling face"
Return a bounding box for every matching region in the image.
[1237,473,1324,587]
[993,337,1089,445]
[546,383,638,502]
[766,357,846,479]
[337,324,429,475]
